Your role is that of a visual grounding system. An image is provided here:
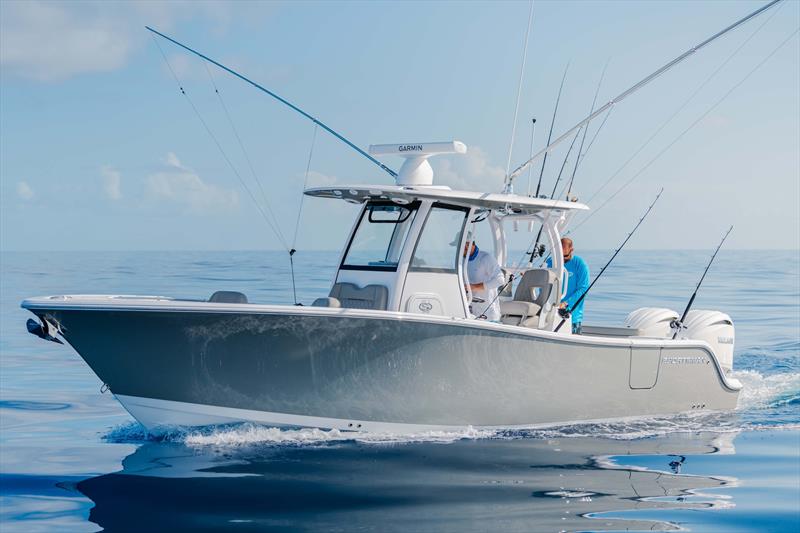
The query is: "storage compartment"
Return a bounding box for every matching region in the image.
[629,347,661,389]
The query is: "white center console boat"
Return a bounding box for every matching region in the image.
[22,142,741,432]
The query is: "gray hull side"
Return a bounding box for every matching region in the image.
[36,309,738,427]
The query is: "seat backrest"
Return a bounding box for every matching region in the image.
[329,283,388,310]
[209,291,248,304]
[513,269,556,308]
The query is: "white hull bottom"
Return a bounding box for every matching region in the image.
[115,394,725,434]
[116,394,466,433]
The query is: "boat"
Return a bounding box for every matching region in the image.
[21,139,742,432]
[22,1,781,432]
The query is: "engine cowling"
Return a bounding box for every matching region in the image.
[625,307,679,338]
[679,310,735,373]
[625,307,736,373]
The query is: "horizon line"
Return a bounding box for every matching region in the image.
[2,247,799,253]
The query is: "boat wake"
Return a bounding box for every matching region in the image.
[733,368,799,409]
[104,421,495,447]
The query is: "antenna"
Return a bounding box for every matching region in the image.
[507,0,784,184]
[145,26,398,179]
[504,0,535,187]
[368,142,467,186]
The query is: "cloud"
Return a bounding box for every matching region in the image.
[101,166,122,200]
[16,181,35,200]
[0,1,257,82]
[146,152,238,214]
[164,152,183,169]
[0,2,132,82]
[431,145,505,191]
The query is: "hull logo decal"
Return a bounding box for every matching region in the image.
[662,355,708,365]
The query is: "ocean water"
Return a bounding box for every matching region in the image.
[0,249,798,532]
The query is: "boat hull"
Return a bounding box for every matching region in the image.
[23,301,741,431]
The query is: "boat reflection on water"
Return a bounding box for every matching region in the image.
[76,429,739,532]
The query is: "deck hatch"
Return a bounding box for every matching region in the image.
[629,347,661,389]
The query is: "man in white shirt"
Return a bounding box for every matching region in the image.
[464,239,505,321]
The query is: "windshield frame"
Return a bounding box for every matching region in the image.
[408,202,470,274]
[339,200,420,272]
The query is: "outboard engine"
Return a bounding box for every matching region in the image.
[626,307,736,373]
[625,307,679,337]
[678,310,735,373]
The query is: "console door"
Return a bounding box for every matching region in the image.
[400,204,469,318]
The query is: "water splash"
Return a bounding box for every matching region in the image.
[732,369,800,409]
[104,421,495,447]
[183,424,494,447]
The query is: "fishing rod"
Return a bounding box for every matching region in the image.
[671,226,734,339]
[530,63,569,197]
[549,129,582,200]
[525,118,538,197]
[565,61,609,200]
[145,26,398,179]
[523,62,573,261]
[554,188,663,332]
[505,0,783,187]
[528,63,600,263]
[526,128,582,263]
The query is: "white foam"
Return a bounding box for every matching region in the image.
[546,491,595,498]
[731,369,800,409]
[498,413,742,441]
[183,423,495,447]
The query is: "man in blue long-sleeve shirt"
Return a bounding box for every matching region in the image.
[548,237,590,334]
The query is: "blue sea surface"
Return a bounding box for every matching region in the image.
[1,250,798,532]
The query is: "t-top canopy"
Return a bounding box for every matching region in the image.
[304,185,589,215]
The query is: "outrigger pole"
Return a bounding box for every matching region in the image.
[554,188,664,333]
[505,0,784,188]
[145,26,398,179]
[671,226,734,339]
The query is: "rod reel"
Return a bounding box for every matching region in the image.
[671,225,734,339]
[555,188,664,332]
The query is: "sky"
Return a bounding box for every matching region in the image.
[1,0,798,252]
